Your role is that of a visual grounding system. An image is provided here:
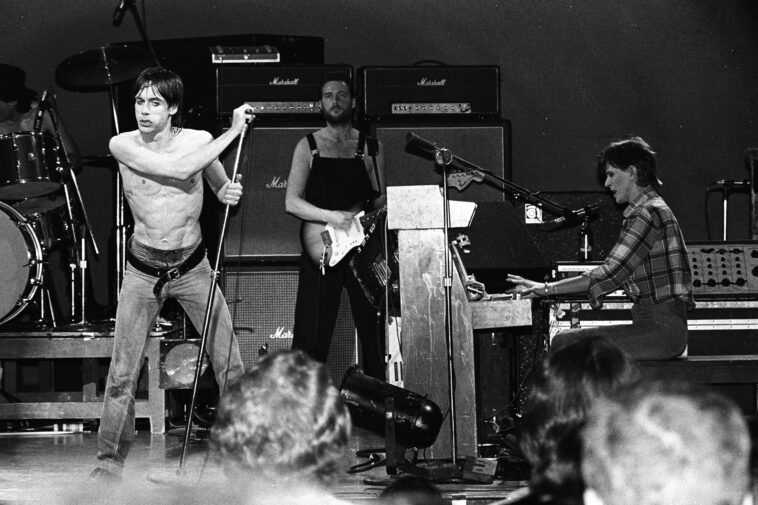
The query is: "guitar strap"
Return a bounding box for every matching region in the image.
[306,133,319,158]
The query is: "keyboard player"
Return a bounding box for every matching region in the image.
[506,136,694,360]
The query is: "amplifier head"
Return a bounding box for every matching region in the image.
[359,65,501,120]
[216,64,353,116]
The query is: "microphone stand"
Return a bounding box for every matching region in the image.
[121,0,162,67]
[434,147,460,468]
[178,118,252,473]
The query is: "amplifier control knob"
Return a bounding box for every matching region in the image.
[736,278,746,286]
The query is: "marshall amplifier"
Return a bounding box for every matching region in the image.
[359,65,500,119]
[216,64,352,116]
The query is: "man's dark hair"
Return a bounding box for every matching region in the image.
[519,336,640,503]
[319,70,353,98]
[596,136,660,189]
[0,64,37,113]
[132,67,184,128]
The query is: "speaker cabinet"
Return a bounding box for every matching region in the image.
[222,267,357,385]
[373,121,511,202]
[222,123,321,261]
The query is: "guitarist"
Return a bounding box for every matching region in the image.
[284,71,387,379]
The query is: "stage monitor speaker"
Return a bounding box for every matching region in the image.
[373,121,511,203]
[517,191,623,265]
[223,124,321,261]
[223,267,357,386]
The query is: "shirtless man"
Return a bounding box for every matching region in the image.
[90,67,250,481]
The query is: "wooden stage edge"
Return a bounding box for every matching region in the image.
[0,427,524,504]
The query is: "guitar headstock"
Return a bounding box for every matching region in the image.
[447,170,485,191]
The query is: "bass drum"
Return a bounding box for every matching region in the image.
[0,201,43,326]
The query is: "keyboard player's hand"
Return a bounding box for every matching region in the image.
[505,274,547,298]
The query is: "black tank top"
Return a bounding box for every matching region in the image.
[303,132,373,211]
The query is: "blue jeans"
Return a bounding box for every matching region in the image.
[95,242,244,475]
[551,298,689,360]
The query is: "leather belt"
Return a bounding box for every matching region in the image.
[126,241,206,298]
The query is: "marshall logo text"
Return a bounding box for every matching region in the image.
[417,78,447,86]
[270,326,294,339]
[266,176,287,189]
[269,77,300,86]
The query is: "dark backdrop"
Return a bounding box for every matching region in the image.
[2,0,757,310]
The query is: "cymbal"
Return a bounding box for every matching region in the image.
[56,44,153,90]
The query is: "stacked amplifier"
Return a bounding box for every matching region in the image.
[359,65,510,203]
[215,64,357,375]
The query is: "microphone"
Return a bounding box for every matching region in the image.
[406,132,439,152]
[406,132,453,164]
[545,203,599,226]
[113,0,132,27]
[32,88,50,131]
[707,179,750,191]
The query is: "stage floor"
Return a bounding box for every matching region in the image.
[0,423,524,505]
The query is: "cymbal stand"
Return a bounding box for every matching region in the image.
[39,257,60,329]
[110,1,161,302]
[178,118,252,472]
[48,91,100,327]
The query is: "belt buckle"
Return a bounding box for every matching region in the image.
[165,267,181,281]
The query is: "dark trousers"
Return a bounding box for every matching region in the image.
[292,252,385,379]
[551,298,689,360]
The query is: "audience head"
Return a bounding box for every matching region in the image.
[209,350,352,486]
[380,476,445,505]
[519,336,640,501]
[582,379,751,505]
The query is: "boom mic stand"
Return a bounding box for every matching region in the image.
[403,133,462,469]
[178,117,253,473]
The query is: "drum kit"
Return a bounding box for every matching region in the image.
[0,44,152,330]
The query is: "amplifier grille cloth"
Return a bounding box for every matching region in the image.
[224,269,357,385]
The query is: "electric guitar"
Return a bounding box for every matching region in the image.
[447,169,486,191]
[301,206,387,270]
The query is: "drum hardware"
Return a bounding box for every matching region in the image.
[56,44,153,307]
[28,90,102,331]
[10,195,74,329]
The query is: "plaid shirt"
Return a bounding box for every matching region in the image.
[586,190,695,310]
